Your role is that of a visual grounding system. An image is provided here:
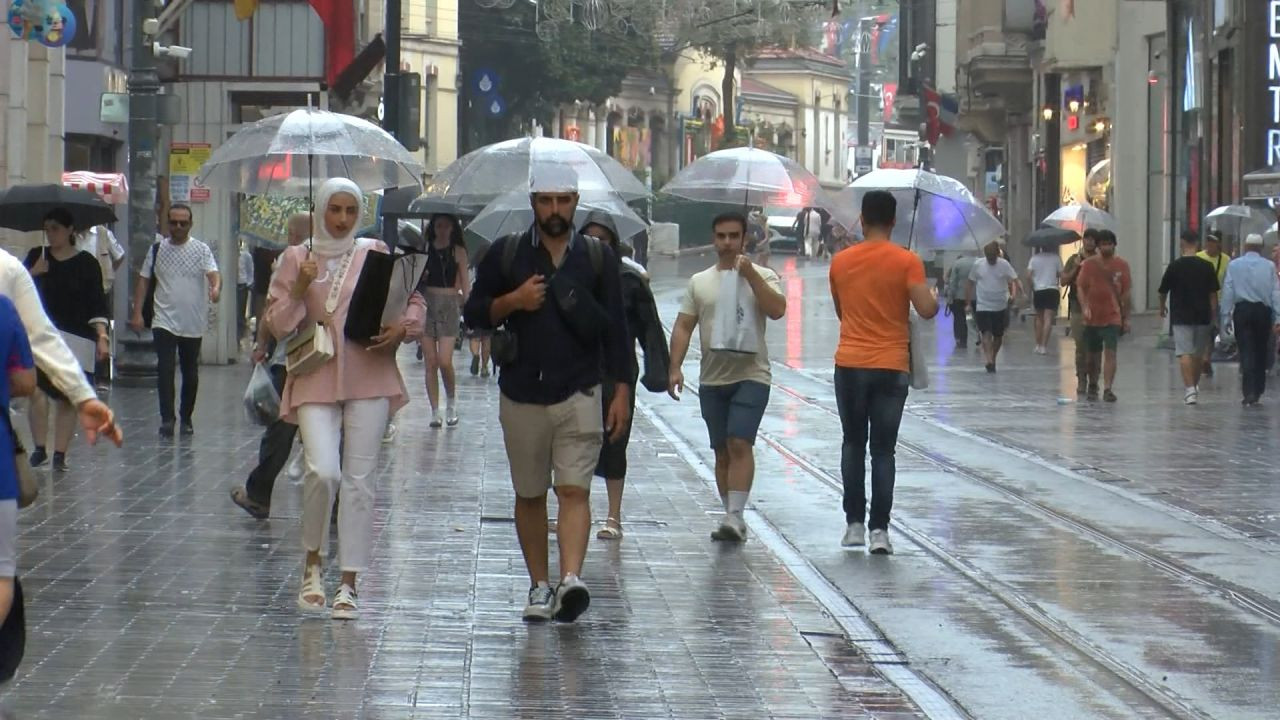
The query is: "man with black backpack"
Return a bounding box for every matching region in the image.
[462,167,631,624]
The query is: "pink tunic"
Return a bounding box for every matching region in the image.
[267,239,426,423]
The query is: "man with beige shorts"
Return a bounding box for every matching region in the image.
[463,168,632,623]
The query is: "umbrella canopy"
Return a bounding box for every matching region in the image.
[466,190,647,243]
[420,137,649,210]
[831,169,1004,250]
[407,194,484,219]
[0,184,117,231]
[1043,203,1115,233]
[1022,225,1080,249]
[1206,204,1272,237]
[661,147,829,209]
[196,108,425,196]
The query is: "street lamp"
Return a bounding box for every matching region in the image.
[1042,106,1055,121]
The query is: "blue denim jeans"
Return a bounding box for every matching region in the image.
[834,367,909,530]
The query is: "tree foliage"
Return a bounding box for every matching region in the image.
[459,2,657,144]
[654,0,825,138]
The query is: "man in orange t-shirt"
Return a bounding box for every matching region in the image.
[828,190,939,555]
[1075,229,1131,402]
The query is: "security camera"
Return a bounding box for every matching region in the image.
[142,18,159,35]
[154,43,193,59]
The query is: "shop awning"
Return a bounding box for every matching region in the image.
[61,171,128,205]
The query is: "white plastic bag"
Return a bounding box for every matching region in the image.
[908,309,929,390]
[243,363,281,426]
[709,269,760,355]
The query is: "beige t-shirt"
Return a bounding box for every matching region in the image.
[678,263,781,387]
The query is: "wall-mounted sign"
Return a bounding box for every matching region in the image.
[7,0,76,47]
[1267,1,1280,165]
[170,142,212,203]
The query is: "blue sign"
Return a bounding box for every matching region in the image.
[486,95,506,117]
[474,69,499,95]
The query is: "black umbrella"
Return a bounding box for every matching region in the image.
[1022,225,1079,249]
[0,184,117,231]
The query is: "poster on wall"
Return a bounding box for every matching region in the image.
[169,142,212,203]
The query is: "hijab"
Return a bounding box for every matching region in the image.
[310,178,364,257]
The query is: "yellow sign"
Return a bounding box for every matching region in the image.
[169,142,212,175]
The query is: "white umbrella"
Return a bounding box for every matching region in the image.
[196,108,424,196]
[466,190,647,242]
[420,137,650,210]
[1206,204,1272,239]
[1043,203,1116,233]
[831,168,1004,250]
[660,146,831,209]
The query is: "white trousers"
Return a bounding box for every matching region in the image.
[296,397,390,573]
[808,236,822,257]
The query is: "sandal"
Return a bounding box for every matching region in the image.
[596,517,623,540]
[229,487,269,520]
[331,583,359,621]
[297,563,326,613]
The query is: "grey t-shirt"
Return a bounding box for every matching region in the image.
[968,257,1018,312]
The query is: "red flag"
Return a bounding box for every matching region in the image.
[308,0,355,87]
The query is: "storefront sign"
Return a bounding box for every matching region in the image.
[1268,0,1280,165]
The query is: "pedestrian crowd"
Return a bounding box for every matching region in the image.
[6,154,1278,697]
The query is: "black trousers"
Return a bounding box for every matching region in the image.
[834,367,909,531]
[153,328,202,423]
[1234,302,1272,401]
[949,301,968,346]
[245,365,298,507]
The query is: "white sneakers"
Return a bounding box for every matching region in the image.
[1184,387,1198,405]
[841,522,866,547]
[868,529,894,555]
[522,576,592,623]
[446,404,459,427]
[711,514,748,542]
[523,584,556,622]
[553,574,591,623]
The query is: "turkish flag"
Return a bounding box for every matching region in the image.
[881,83,897,124]
[309,0,355,87]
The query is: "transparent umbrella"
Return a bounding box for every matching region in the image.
[661,147,830,209]
[1043,203,1116,233]
[1206,204,1272,240]
[831,169,1004,250]
[196,108,425,196]
[466,190,647,243]
[420,137,649,209]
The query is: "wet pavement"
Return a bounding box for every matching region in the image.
[3,248,1279,719]
[644,251,1280,720]
[0,347,926,719]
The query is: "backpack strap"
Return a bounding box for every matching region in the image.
[500,232,522,288]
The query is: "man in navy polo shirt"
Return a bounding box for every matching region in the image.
[464,167,631,624]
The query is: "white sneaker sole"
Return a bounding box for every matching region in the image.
[522,606,554,622]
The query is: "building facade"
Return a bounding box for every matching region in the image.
[1,38,67,253]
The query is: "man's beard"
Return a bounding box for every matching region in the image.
[538,214,572,237]
[985,255,998,265]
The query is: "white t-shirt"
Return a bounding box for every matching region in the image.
[678,263,781,386]
[76,226,125,288]
[968,257,1018,312]
[140,237,219,338]
[1027,252,1064,292]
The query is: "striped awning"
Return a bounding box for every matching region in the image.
[61,171,128,204]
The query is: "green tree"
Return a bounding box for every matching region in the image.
[459,2,656,146]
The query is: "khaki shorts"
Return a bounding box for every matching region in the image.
[499,388,603,498]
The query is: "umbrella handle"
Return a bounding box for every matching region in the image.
[907,188,920,251]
